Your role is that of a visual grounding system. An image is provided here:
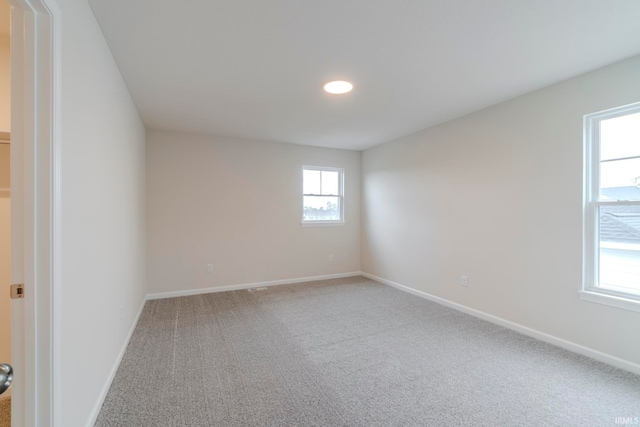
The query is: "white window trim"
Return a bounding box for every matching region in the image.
[578,290,640,313]
[582,101,640,312]
[301,165,345,226]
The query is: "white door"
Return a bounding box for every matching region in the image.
[7,0,59,425]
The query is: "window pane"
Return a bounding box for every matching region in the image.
[321,171,339,195]
[600,158,640,201]
[303,169,320,194]
[303,196,340,221]
[599,205,640,294]
[600,111,640,161]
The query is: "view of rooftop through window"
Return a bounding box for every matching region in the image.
[598,111,640,294]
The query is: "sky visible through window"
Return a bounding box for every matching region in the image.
[598,111,640,294]
[600,111,640,200]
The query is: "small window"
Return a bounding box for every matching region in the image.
[302,166,344,225]
[582,102,640,311]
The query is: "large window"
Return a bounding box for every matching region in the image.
[302,166,344,225]
[583,102,640,311]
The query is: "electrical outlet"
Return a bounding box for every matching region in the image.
[328,254,334,262]
[461,275,468,287]
[207,263,213,273]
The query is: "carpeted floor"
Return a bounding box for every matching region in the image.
[0,395,9,427]
[95,276,640,426]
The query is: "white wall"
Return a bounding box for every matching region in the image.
[147,130,360,294]
[362,54,640,366]
[57,0,146,425]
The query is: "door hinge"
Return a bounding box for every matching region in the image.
[10,284,24,299]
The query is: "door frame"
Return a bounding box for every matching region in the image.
[9,0,60,425]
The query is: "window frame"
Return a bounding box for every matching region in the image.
[581,101,640,312]
[301,165,345,226]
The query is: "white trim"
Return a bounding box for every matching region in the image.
[301,165,345,173]
[583,101,640,309]
[361,272,640,376]
[85,298,147,427]
[579,290,640,313]
[9,0,61,425]
[146,272,362,300]
[302,165,345,224]
[49,0,63,423]
[585,100,640,122]
[301,221,345,227]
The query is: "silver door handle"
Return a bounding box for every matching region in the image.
[0,364,12,395]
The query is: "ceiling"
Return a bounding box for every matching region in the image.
[0,0,9,37]
[88,0,640,151]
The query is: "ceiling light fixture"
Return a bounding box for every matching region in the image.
[323,80,353,95]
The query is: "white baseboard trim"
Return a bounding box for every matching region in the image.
[361,272,640,376]
[146,271,363,300]
[86,296,147,427]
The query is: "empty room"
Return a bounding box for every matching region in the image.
[2,0,640,426]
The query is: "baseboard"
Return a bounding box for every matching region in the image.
[361,272,640,376]
[146,271,363,300]
[85,296,147,427]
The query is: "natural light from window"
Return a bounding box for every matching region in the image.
[302,167,344,223]
[598,111,640,295]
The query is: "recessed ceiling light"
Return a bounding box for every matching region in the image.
[323,80,353,95]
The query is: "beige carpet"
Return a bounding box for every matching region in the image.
[95,276,640,426]
[0,395,10,427]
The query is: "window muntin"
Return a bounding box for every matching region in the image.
[302,166,344,224]
[584,102,640,309]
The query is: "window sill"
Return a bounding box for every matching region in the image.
[578,290,640,313]
[301,221,345,227]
